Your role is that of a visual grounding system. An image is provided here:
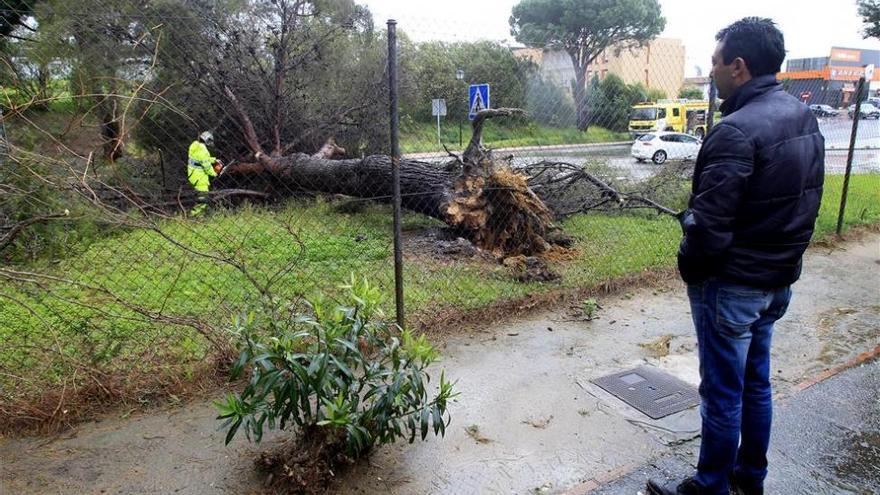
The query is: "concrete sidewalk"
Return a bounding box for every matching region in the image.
[577,355,880,494]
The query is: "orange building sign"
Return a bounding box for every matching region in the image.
[829,65,880,81]
[830,48,861,62]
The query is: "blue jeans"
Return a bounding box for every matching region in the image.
[687,279,792,495]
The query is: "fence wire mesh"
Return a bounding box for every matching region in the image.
[0,2,878,431]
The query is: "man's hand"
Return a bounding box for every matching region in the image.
[674,209,690,233]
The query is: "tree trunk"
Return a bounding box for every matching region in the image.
[217,153,453,218]
[574,65,591,132]
[101,97,123,163]
[566,48,591,133]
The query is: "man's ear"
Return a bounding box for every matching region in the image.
[732,57,750,79]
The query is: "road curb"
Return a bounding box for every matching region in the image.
[786,344,880,396]
[404,141,631,160]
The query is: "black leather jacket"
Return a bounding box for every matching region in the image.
[678,75,825,288]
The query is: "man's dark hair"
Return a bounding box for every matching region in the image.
[716,17,785,77]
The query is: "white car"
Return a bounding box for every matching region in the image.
[848,104,880,119]
[631,132,701,164]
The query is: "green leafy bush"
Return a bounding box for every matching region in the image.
[216,276,456,473]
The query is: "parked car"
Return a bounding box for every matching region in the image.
[631,132,701,164]
[809,104,839,117]
[848,104,880,119]
[863,98,880,111]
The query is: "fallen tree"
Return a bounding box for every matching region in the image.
[216,108,569,257]
[214,115,679,258]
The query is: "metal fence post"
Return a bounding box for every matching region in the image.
[836,75,866,237]
[0,107,7,164]
[706,76,717,133]
[388,19,404,327]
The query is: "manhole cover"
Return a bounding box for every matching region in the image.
[592,366,700,419]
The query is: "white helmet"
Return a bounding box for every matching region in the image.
[199,131,214,146]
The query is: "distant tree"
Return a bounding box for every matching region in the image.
[509,0,665,131]
[0,0,49,109]
[526,74,576,127]
[857,0,880,39]
[646,87,667,101]
[678,86,704,99]
[589,74,648,132]
[400,40,535,123]
[34,0,157,160]
[134,0,385,162]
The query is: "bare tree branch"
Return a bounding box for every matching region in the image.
[223,85,266,158]
[0,211,71,253]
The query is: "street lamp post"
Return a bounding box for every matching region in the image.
[456,68,464,147]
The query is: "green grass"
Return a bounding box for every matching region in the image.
[2,175,877,399]
[400,119,630,154]
[815,174,880,235]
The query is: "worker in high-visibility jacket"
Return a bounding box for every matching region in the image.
[187,131,221,217]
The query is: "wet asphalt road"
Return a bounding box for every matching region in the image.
[585,356,880,494]
[413,117,880,181]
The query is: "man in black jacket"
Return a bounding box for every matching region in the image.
[647,17,824,495]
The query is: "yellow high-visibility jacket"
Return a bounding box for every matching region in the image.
[187,141,217,178]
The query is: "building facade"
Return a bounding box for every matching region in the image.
[782,47,880,107]
[514,38,686,100]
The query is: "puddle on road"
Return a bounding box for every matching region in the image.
[830,429,880,490]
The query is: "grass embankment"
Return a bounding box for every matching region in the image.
[400,120,630,153]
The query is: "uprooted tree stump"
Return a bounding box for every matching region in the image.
[216,108,566,258]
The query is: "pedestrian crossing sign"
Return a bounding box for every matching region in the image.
[468,84,490,121]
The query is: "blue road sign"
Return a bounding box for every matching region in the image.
[468,84,490,121]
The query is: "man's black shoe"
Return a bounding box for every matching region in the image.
[645,476,704,495]
[729,472,763,495]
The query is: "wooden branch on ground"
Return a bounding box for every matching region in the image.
[0,211,70,253]
[311,137,346,159]
[522,160,678,217]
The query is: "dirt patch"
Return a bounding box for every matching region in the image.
[401,227,495,263]
[503,255,562,282]
[810,222,880,249]
[464,424,493,444]
[815,305,880,367]
[0,351,234,437]
[522,415,554,429]
[256,428,353,495]
[639,334,674,358]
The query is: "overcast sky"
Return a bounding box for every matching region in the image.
[360,0,880,77]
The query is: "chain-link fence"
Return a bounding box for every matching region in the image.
[1,2,878,431]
